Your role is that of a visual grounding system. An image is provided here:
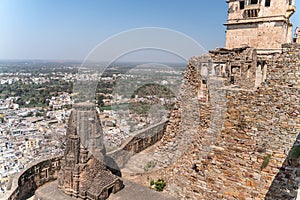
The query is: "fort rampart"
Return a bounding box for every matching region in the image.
[5,156,62,200]
[107,120,167,168]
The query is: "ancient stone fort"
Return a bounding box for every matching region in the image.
[5,0,300,199]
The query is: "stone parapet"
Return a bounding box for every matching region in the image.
[5,156,62,200]
[107,120,167,168]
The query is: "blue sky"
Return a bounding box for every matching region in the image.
[0,0,299,61]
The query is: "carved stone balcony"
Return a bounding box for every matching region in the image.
[243,8,260,18]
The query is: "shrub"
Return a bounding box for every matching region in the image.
[150,179,155,186]
[154,179,166,192]
[150,178,166,192]
[289,145,300,159]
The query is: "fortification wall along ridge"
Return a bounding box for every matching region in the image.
[155,44,300,199]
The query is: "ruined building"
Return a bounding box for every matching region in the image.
[58,103,123,200]
[225,0,296,50]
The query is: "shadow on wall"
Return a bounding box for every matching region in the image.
[265,133,300,199]
[105,155,122,177]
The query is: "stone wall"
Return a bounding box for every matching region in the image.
[269,43,300,87]
[107,120,167,168]
[5,156,62,200]
[155,44,300,199]
[265,133,300,199]
[152,60,205,168]
[226,23,291,49]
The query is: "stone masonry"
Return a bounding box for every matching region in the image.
[152,44,300,199]
[58,103,123,200]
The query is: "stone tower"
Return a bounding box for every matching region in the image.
[225,0,296,49]
[58,103,123,200]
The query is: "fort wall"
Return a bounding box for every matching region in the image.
[156,44,300,199]
[108,120,167,168]
[5,156,62,200]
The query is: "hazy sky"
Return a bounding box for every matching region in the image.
[0,0,299,61]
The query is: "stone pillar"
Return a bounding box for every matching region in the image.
[255,61,263,87]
